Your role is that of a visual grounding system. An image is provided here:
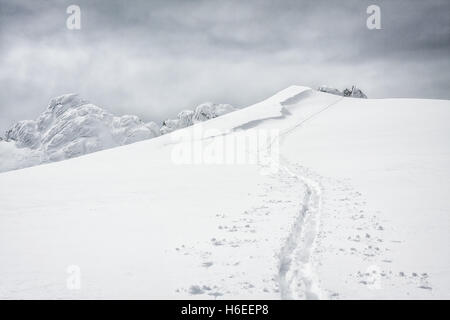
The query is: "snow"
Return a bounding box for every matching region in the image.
[0,140,44,173]
[1,93,160,172]
[317,85,343,96]
[160,102,236,134]
[0,94,238,169]
[0,86,449,299]
[281,96,449,298]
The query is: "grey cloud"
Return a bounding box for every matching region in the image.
[0,0,449,133]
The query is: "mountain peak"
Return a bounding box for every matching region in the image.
[2,93,160,170]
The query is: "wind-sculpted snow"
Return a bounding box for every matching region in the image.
[160,102,236,134]
[1,93,160,172]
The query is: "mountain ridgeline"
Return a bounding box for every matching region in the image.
[0,94,236,172]
[0,85,367,172]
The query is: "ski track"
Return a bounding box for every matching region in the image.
[273,97,343,299]
[177,95,343,299]
[276,160,324,299]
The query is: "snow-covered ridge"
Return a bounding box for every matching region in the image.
[160,102,237,134]
[0,85,364,173]
[0,94,237,172]
[0,94,161,172]
[0,86,317,173]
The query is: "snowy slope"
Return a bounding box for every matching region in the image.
[0,86,449,299]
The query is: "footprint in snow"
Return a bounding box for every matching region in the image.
[188,285,205,295]
[202,261,213,268]
[211,238,225,246]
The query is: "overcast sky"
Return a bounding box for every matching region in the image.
[0,0,449,132]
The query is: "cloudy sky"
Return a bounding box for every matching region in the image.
[0,0,449,132]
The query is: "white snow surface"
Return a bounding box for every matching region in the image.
[0,86,449,299]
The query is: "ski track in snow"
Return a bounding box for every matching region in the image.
[277,161,324,299]
[172,90,440,299]
[273,97,343,299]
[271,94,435,299]
[173,90,341,299]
